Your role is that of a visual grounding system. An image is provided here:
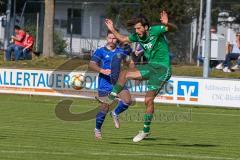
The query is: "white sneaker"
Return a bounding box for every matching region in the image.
[94,128,102,140]
[110,111,120,129]
[216,63,223,70]
[133,131,150,142]
[231,65,239,70]
[223,67,232,73]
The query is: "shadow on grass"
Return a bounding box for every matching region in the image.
[0,135,9,140]
[121,137,176,141]
[108,138,218,148]
[177,144,218,147]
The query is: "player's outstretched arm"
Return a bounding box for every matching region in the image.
[89,61,111,75]
[105,19,130,43]
[160,11,177,32]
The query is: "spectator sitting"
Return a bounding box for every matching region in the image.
[22,30,34,60]
[216,32,240,72]
[5,25,26,61]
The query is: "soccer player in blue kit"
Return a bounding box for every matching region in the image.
[89,30,133,139]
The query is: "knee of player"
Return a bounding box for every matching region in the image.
[145,98,154,106]
[99,103,109,112]
[125,72,132,80]
[122,99,132,106]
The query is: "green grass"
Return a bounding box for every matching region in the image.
[0,94,239,160]
[0,54,89,71]
[172,65,240,79]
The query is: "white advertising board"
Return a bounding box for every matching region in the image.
[0,69,239,108]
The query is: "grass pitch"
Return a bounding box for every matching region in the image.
[0,94,239,160]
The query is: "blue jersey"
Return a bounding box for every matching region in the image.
[91,46,130,96]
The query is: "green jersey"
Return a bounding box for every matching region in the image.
[128,25,170,68]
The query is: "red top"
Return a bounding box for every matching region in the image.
[23,35,34,50]
[14,30,26,47]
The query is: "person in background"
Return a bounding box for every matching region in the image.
[22,30,34,60]
[5,25,26,61]
[216,32,240,72]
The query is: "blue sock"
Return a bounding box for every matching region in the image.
[96,111,107,130]
[114,101,129,116]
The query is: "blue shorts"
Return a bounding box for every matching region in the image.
[98,85,128,97]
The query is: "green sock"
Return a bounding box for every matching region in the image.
[143,114,153,133]
[109,84,124,100]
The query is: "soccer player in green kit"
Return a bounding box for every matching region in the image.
[102,11,177,142]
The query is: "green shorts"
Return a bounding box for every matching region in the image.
[136,64,172,91]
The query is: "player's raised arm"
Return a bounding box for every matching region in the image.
[105,19,130,43]
[160,11,177,32]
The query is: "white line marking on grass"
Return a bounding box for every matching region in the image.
[0,144,37,149]
[0,150,73,155]
[88,151,238,160]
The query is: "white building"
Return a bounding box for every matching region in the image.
[54,0,133,55]
[1,0,135,54]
